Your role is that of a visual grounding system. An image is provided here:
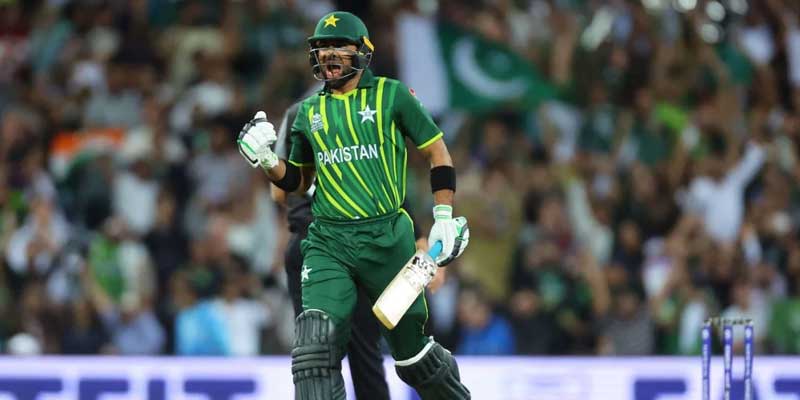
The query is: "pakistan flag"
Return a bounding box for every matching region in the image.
[397,13,557,115]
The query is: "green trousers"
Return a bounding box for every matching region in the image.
[300,209,429,360]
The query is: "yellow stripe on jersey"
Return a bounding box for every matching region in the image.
[398,208,414,229]
[287,160,314,167]
[313,131,369,218]
[391,121,398,186]
[401,145,408,201]
[334,134,380,208]
[320,95,330,133]
[417,131,443,149]
[380,184,393,211]
[330,89,357,100]
[357,86,392,209]
[308,107,363,218]
[343,97,359,145]
[360,89,367,110]
[319,96,342,179]
[315,176,356,219]
[376,79,385,147]
[376,78,400,207]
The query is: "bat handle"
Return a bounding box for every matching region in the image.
[428,241,443,259]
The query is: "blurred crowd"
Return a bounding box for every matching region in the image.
[2,0,800,357]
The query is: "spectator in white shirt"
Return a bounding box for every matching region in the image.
[680,142,765,244]
[112,156,159,237]
[562,174,613,266]
[6,193,70,277]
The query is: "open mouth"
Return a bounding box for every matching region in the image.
[324,64,343,79]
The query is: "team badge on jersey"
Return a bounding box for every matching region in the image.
[311,113,324,132]
[358,105,376,123]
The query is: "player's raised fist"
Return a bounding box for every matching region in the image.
[237,111,278,169]
[250,111,277,145]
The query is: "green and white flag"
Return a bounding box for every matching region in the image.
[396,13,557,115]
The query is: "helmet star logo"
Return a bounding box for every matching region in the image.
[358,105,376,123]
[324,14,340,27]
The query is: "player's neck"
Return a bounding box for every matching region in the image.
[330,70,363,95]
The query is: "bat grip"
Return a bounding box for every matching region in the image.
[428,241,443,259]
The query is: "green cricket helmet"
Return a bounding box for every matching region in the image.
[308,12,374,84]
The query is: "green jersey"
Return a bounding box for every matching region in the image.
[289,69,443,221]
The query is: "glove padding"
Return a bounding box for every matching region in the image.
[237,111,279,169]
[427,205,470,266]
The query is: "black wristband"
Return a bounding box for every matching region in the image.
[430,165,456,193]
[273,162,301,192]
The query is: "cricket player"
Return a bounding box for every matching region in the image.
[272,101,391,399]
[238,11,470,399]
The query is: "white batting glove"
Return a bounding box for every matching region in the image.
[237,111,279,170]
[427,205,470,266]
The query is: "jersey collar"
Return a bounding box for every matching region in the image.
[356,69,376,88]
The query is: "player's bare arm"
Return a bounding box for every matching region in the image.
[416,137,468,267]
[417,138,454,292]
[269,167,316,204]
[270,184,287,205]
[419,138,454,207]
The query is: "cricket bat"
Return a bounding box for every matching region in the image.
[372,241,443,330]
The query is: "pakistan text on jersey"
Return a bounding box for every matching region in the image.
[317,144,379,166]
